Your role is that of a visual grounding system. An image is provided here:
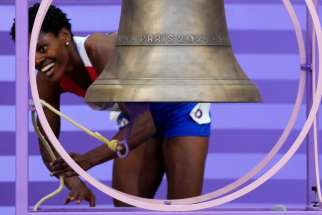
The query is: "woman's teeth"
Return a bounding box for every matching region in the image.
[41,63,55,76]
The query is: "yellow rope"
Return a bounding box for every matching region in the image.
[33,177,65,211]
[31,100,122,210]
[31,109,65,211]
[39,99,119,151]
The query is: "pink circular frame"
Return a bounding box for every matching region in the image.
[29,0,322,211]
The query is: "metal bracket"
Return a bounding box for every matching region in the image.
[301,63,313,72]
[311,186,322,209]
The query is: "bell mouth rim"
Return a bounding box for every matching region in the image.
[85,83,261,103]
[90,79,257,85]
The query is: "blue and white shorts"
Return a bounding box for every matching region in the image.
[111,103,211,138]
[149,103,211,138]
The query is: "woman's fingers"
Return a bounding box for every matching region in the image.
[51,168,77,177]
[50,159,68,171]
[64,195,75,205]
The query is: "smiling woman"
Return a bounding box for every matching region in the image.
[10,2,212,208]
[10,3,116,207]
[10,2,150,207]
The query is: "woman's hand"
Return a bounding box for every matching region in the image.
[50,152,93,177]
[64,176,96,207]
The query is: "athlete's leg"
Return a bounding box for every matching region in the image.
[112,136,164,206]
[163,136,209,199]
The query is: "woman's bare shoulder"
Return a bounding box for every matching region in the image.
[84,33,116,71]
[85,33,116,51]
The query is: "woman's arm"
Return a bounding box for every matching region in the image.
[36,73,96,206]
[36,73,62,169]
[51,108,156,176]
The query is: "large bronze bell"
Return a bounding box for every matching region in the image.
[85,0,261,102]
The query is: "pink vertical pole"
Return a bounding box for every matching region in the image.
[15,0,29,214]
[305,0,320,210]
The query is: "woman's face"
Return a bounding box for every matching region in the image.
[35,31,70,82]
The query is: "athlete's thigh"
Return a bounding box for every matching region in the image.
[163,136,209,199]
[112,136,164,206]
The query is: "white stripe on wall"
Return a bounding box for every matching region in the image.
[0,5,308,31]
[0,104,316,131]
[225,4,306,30]
[0,54,300,82]
[0,56,15,81]
[0,207,14,215]
[236,54,300,80]
[0,153,309,182]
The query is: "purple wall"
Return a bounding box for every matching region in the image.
[0,1,318,214]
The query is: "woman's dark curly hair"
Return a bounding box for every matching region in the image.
[10,3,73,40]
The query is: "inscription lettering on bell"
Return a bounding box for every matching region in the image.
[117,34,231,46]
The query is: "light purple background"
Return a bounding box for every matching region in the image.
[1,0,322,214]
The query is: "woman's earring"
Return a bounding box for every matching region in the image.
[65,41,70,46]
